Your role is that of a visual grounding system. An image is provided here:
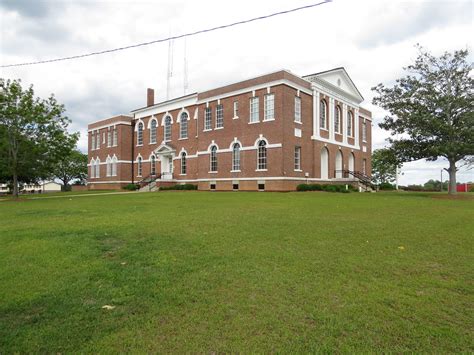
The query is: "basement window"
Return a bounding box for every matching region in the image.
[258,183,265,191]
[210,183,216,190]
[233,183,239,191]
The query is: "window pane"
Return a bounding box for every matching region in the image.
[294,97,301,122]
[250,97,259,123]
[205,107,212,130]
[216,104,224,128]
[180,113,188,138]
[264,94,274,121]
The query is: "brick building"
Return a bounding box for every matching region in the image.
[87,68,372,191]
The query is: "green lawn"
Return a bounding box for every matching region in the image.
[0,191,473,352]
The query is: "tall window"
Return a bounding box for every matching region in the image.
[137,157,142,176]
[294,96,301,123]
[106,157,112,176]
[150,155,156,175]
[257,140,267,170]
[113,127,118,146]
[164,116,171,141]
[150,119,157,144]
[91,134,95,150]
[264,94,274,121]
[347,111,353,137]
[294,146,301,170]
[362,158,367,175]
[107,130,112,147]
[335,106,342,134]
[320,100,327,129]
[232,143,241,171]
[90,159,95,177]
[362,120,367,142]
[137,122,144,145]
[112,156,117,176]
[96,132,100,149]
[210,146,218,172]
[180,112,188,139]
[233,100,239,118]
[216,104,224,128]
[95,158,100,178]
[204,107,212,130]
[181,152,187,175]
[250,97,259,123]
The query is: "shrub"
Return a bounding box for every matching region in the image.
[123,183,139,191]
[378,182,395,190]
[160,184,198,191]
[297,184,352,193]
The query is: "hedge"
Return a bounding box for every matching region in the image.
[160,184,198,191]
[123,183,139,191]
[296,184,355,193]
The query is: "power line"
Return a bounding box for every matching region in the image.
[0,1,331,68]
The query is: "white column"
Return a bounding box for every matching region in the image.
[342,103,348,144]
[354,107,360,148]
[312,88,320,138]
[329,97,335,141]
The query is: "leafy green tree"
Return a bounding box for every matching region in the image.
[372,46,474,194]
[53,149,88,191]
[0,79,78,197]
[371,148,401,185]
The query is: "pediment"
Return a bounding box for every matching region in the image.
[304,68,364,104]
[154,142,176,155]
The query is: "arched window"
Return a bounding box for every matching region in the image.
[320,100,327,129]
[181,152,187,175]
[106,157,112,176]
[137,122,144,145]
[335,105,341,134]
[112,156,117,176]
[137,157,143,177]
[347,111,353,137]
[257,140,267,170]
[164,116,171,141]
[90,158,95,178]
[95,158,100,178]
[150,155,156,176]
[232,143,241,171]
[180,112,188,139]
[210,145,218,172]
[150,119,157,144]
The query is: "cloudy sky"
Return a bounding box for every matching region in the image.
[1,0,473,184]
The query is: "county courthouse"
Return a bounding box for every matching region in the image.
[87,67,372,191]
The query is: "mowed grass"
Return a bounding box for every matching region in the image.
[0,191,473,352]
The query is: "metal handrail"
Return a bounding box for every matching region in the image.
[334,170,377,190]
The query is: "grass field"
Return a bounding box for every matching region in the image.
[0,191,473,352]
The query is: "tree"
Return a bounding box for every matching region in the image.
[0,79,78,197]
[53,149,88,191]
[372,46,474,194]
[371,148,401,185]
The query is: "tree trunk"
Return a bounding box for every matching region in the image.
[447,159,457,195]
[13,172,18,198]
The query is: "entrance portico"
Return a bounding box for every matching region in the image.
[154,143,175,180]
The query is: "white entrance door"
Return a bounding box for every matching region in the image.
[335,151,343,178]
[320,147,329,180]
[160,155,173,180]
[349,153,355,172]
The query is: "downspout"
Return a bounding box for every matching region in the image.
[131,115,135,184]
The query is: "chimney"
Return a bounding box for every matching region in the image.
[147,88,154,107]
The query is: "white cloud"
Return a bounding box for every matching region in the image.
[1,0,472,183]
